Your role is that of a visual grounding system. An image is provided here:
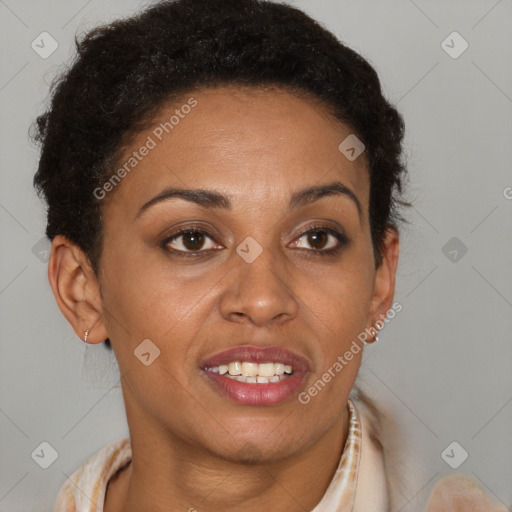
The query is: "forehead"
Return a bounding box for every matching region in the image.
[104,85,369,217]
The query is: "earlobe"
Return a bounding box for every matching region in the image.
[47,235,109,344]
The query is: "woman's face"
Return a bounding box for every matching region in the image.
[62,85,398,462]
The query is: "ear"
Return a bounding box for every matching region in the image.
[47,234,109,344]
[366,228,400,342]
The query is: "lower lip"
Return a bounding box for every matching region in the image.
[202,370,307,405]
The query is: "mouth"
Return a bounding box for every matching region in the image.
[200,345,310,406]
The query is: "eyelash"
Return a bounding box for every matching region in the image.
[160,223,349,258]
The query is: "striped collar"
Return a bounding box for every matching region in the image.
[311,398,362,511]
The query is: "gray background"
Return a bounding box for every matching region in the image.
[1,0,511,510]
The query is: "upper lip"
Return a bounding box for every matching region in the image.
[201,345,310,373]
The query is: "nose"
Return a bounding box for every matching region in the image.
[218,247,299,328]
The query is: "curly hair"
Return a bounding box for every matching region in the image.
[32,0,411,347]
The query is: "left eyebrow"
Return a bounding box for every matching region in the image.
[288,181,362,221]
[134,180,362,222]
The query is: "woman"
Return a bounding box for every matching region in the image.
[31,0,505,510]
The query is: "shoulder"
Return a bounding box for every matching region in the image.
[425,475,509,512]
[54,437,131,512]
[350,387,508,512]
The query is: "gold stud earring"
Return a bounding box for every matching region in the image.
[83,328,91,343]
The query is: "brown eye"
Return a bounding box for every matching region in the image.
[162,229,220,255]
[306,230,329,250]
[292,227,344,252]
[181,231,206,251]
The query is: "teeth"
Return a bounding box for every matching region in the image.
[241,362,259,377]
[258,363,276,377]
[274,363,285,375]
[228,362,242,375]
[207,361,295,383]
[211,361,294,379]
[226,374,289,384]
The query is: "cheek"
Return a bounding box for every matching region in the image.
[300,257,374,333]
[99,246,216,356]
[297,271,369,410]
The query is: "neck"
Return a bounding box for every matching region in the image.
[104,403,350,512]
